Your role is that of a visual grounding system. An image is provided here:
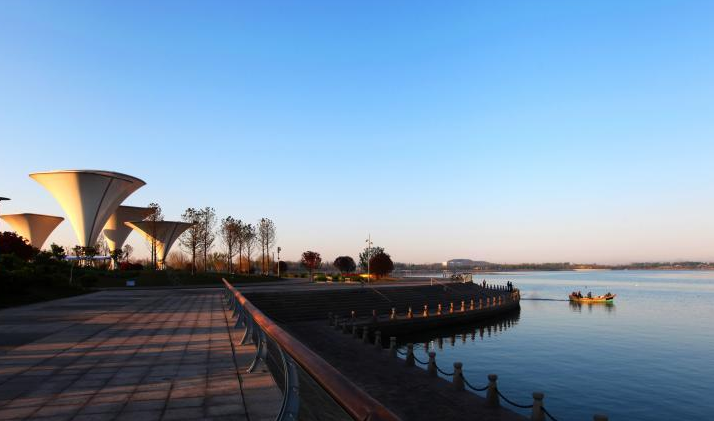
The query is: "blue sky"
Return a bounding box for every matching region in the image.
[1,1,713,264]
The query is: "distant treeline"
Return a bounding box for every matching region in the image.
[386,261,714,272]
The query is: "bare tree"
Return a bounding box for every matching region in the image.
[241,223,256,274]
[220,216,241,274]
[199,207,216,272]
[179,207,202,274]
[235,219,246,273]
[122,244,133,262]
[145,203,164,270]
[257,218,276,274]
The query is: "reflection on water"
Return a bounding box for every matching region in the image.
[397,271,714,421]
[568,300,616,314]
[400,309,521,351]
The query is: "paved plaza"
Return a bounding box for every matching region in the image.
[0,289,281,421]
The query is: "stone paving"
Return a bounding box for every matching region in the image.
[0,289,281,421]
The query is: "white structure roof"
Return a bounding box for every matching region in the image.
[125,221,193,268]
[0,213,64,249]
[103,206,154,252]
[29,170,145,247]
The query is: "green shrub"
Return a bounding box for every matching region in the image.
[314,274,327,282]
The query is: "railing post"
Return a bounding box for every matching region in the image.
[437,303,442,315]
[449,302,454,313]
[341,321,349,334]
[352,324,359,338]
[470,299,475,310]
[374,331,382,349]
[405,343,415,366]
[407,307,413,319]
[453,362,464,390]
[389,337,397,358]
[460,300,465,312]
[427,352,437,377]
[479,298,483,309]
[531,392,545,421]
[423,305,428,317]
[362,327,370,344]
[593,415,609,421]
[240,316,253,345]
[390,308,396,320]
[247,327,265,373]
[276,349,300,420]
[486,374,499,407]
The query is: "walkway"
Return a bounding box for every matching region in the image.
[0,289,281,421]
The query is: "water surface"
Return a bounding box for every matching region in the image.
[400,270,714,420]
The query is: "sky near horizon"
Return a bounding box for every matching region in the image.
[1,1,713,264]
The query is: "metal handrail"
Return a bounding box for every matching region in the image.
[222,279,400,421]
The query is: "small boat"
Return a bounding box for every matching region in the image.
[569,293,616,303]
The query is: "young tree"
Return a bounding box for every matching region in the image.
[369,252,394,279]
[50,243,66,261]
[220,216,241,274]
[122,244,133,262]
[300,251,322,281]
[179,207,202,274]
[110,248,123,268]
[359,246,384,271]
[241,224,256,273]
[257,218,276,274]
[199,207,216,272]
[333,256,357,274]
[145,202,164,270]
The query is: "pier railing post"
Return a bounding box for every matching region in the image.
[453,362,464,391]
[352,324,359,338]
[407,307,413,319]
[390,308,396,320]
[374,331,382,349]
[389,337,397,358]
[460,300,465,312]
[362,327,370,344]
[342,321,349,334]
[470,299,475,310]
[437,304,442,315]
[427,352,437,377]
[423,305,428,317]
[531,392,545,421]
[406,343,415,366]
[486,374,500,407]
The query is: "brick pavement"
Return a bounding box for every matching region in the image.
[0,289,281,421]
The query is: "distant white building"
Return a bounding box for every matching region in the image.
[447,259,478,268]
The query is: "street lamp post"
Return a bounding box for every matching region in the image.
[365,234,373,283]
[277,246,281,278]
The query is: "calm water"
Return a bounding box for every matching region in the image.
[399,270,714,420]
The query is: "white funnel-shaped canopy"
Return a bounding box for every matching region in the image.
[125,220,192,269]
[0,213,64,249]
[29,170,146,247]
[103,206,154,252]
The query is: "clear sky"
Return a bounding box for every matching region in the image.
[1,1,713,264]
